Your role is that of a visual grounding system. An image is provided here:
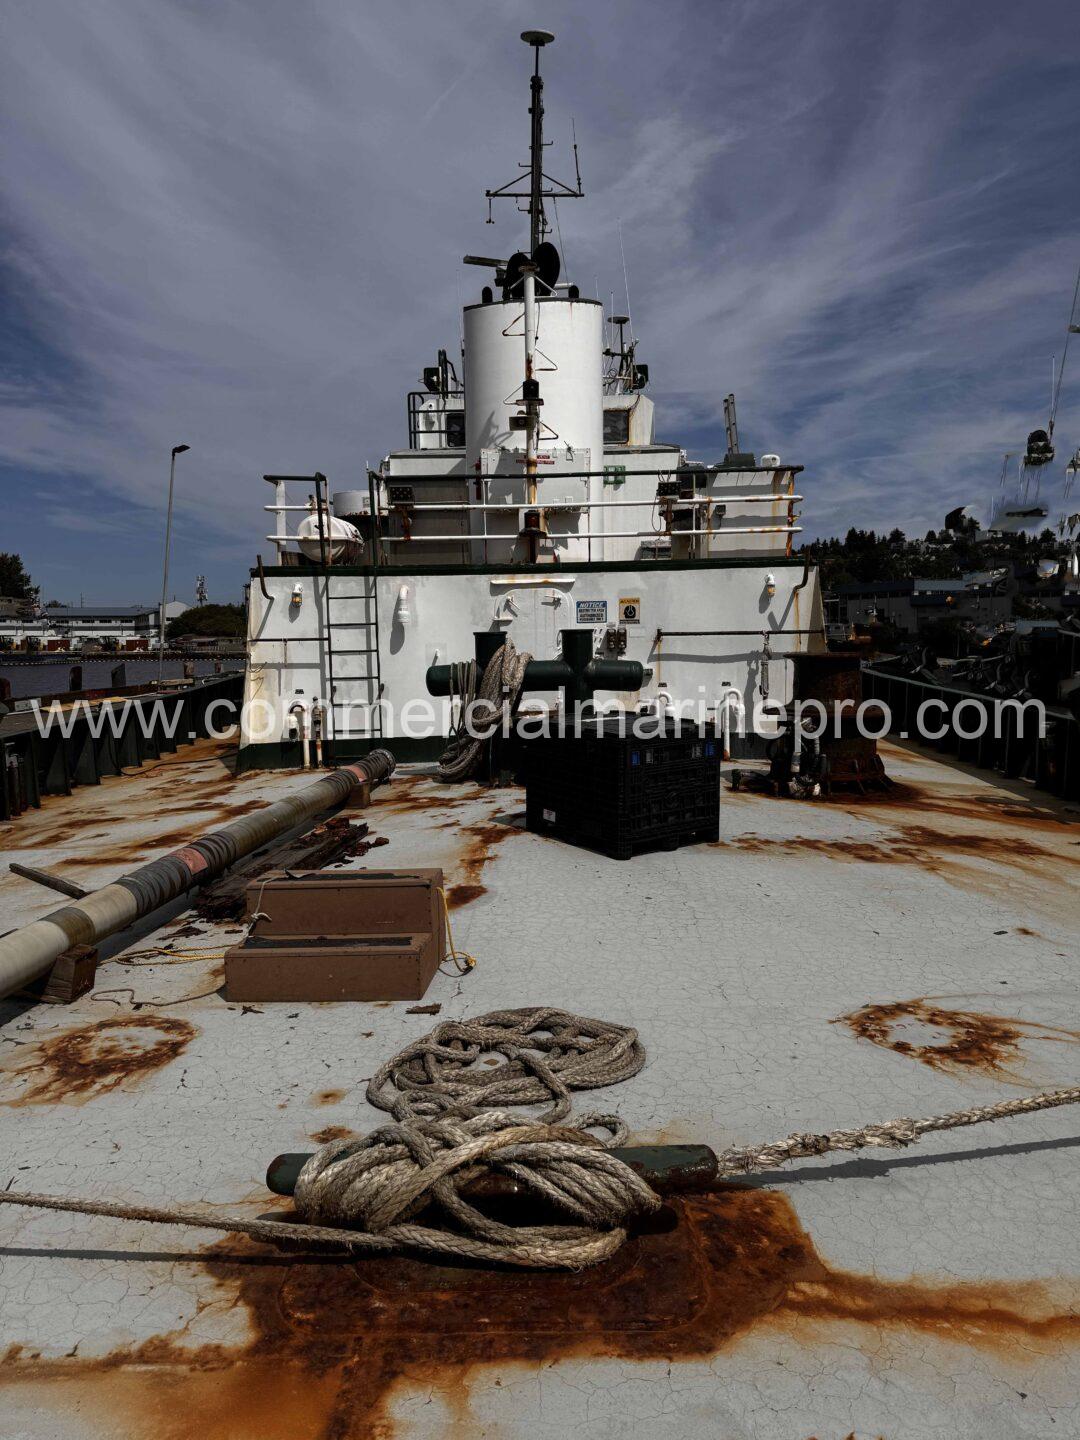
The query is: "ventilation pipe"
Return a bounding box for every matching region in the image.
[0,751,396,1004]
[289,701,310,769]
[312,701,326,768]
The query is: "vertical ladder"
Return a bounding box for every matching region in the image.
[323,571,383,754]
[315,475,383,759]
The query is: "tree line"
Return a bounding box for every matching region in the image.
[796,526,1058,589]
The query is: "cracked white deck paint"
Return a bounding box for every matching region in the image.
[0,737,1078,1438]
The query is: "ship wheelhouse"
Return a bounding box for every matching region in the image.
[240,30,824,768]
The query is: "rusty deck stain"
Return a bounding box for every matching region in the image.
[714,764,1078,922]
[835,996,1080,1081]
[0,1016,195,1106]
[2,1187,1078,1438]
[309,1125,358,1145]
[311,1089,348,1107]
[711,823,1072,870]
[709,805,1078,923]
[446,821,519,909]
[376,775,485,816]
[847,777,1077,833]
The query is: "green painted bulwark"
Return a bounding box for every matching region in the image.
[252,556,812,580]
[236,735,446,771]
[236,730,774,771]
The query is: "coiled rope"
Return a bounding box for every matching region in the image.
[292,1008,658,1267]
[437,640,532,782]
[3,1013,1080,1269]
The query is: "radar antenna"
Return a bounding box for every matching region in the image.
[484,30,584,252]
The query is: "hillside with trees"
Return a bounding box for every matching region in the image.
[166,603,246,641]
[796,526,1057,590]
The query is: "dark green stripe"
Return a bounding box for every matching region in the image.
[253,556,811,579]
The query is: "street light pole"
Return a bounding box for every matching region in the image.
[158,444,190,686]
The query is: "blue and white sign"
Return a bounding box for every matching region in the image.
[575,599,608,624]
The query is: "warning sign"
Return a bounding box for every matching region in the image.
[575,600,608,624]
[618,596,641,624]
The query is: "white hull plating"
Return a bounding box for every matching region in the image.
[241,560,825,753]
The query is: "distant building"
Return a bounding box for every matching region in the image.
[0,601,186,651]
[825,572,1015,635]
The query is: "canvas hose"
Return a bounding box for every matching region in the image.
[437,640,532,782]
[2,1011,1080,1269]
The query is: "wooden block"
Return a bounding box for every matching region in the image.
[244,868,445,954]
[25,945,99,1005]
[224,932,439,1003]
[340,780,372,810]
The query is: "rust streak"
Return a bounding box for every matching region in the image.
[710,823,1072,868]
[446,821,518,909]
[375,775,488,816]
[846,779,1077,836]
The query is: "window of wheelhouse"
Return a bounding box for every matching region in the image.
[603,407,630,445]
[444,410,465,447]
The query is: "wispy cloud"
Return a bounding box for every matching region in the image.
[1,0,1078,601]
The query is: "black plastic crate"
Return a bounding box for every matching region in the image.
[524,719,720,859]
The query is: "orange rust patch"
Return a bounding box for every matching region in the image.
[445,882,486,910]
[0,1016,195,1106]
[445,820,519,909]
[2,1188,1078,1438]
[56,823,231,867]
[711,823,1069,869]
[311,1089,347,1106]
[835,996,1080,1081]
[144,796,269,823]
[309,1125,358,1144]
[377,775,486,816]
[847,778,1076,836]
[709,820,1078,923]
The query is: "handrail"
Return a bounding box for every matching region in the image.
[258,468,803,559]
[377,525,802,542]
[320,495,803,513]
[656,627,823,638]
[407,390,465,448]
[372,465,806,482]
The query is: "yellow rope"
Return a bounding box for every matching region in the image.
[116,946,229,966]
[437,887,476,976]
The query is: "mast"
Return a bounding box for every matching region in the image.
[482,29,583,254]
[525,31,549,252]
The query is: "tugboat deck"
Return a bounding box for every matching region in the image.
[1,740,1078,1438]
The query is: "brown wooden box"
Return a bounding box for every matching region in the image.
[224,932,440,1003]
[244,868,444,944]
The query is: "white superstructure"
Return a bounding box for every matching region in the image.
[239,29,825,767]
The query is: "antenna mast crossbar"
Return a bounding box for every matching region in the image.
[484,31,583,247]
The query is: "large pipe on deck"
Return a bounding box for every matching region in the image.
[0,750,396,1003]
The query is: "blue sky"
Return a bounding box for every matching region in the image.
[2,0,1078,604]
